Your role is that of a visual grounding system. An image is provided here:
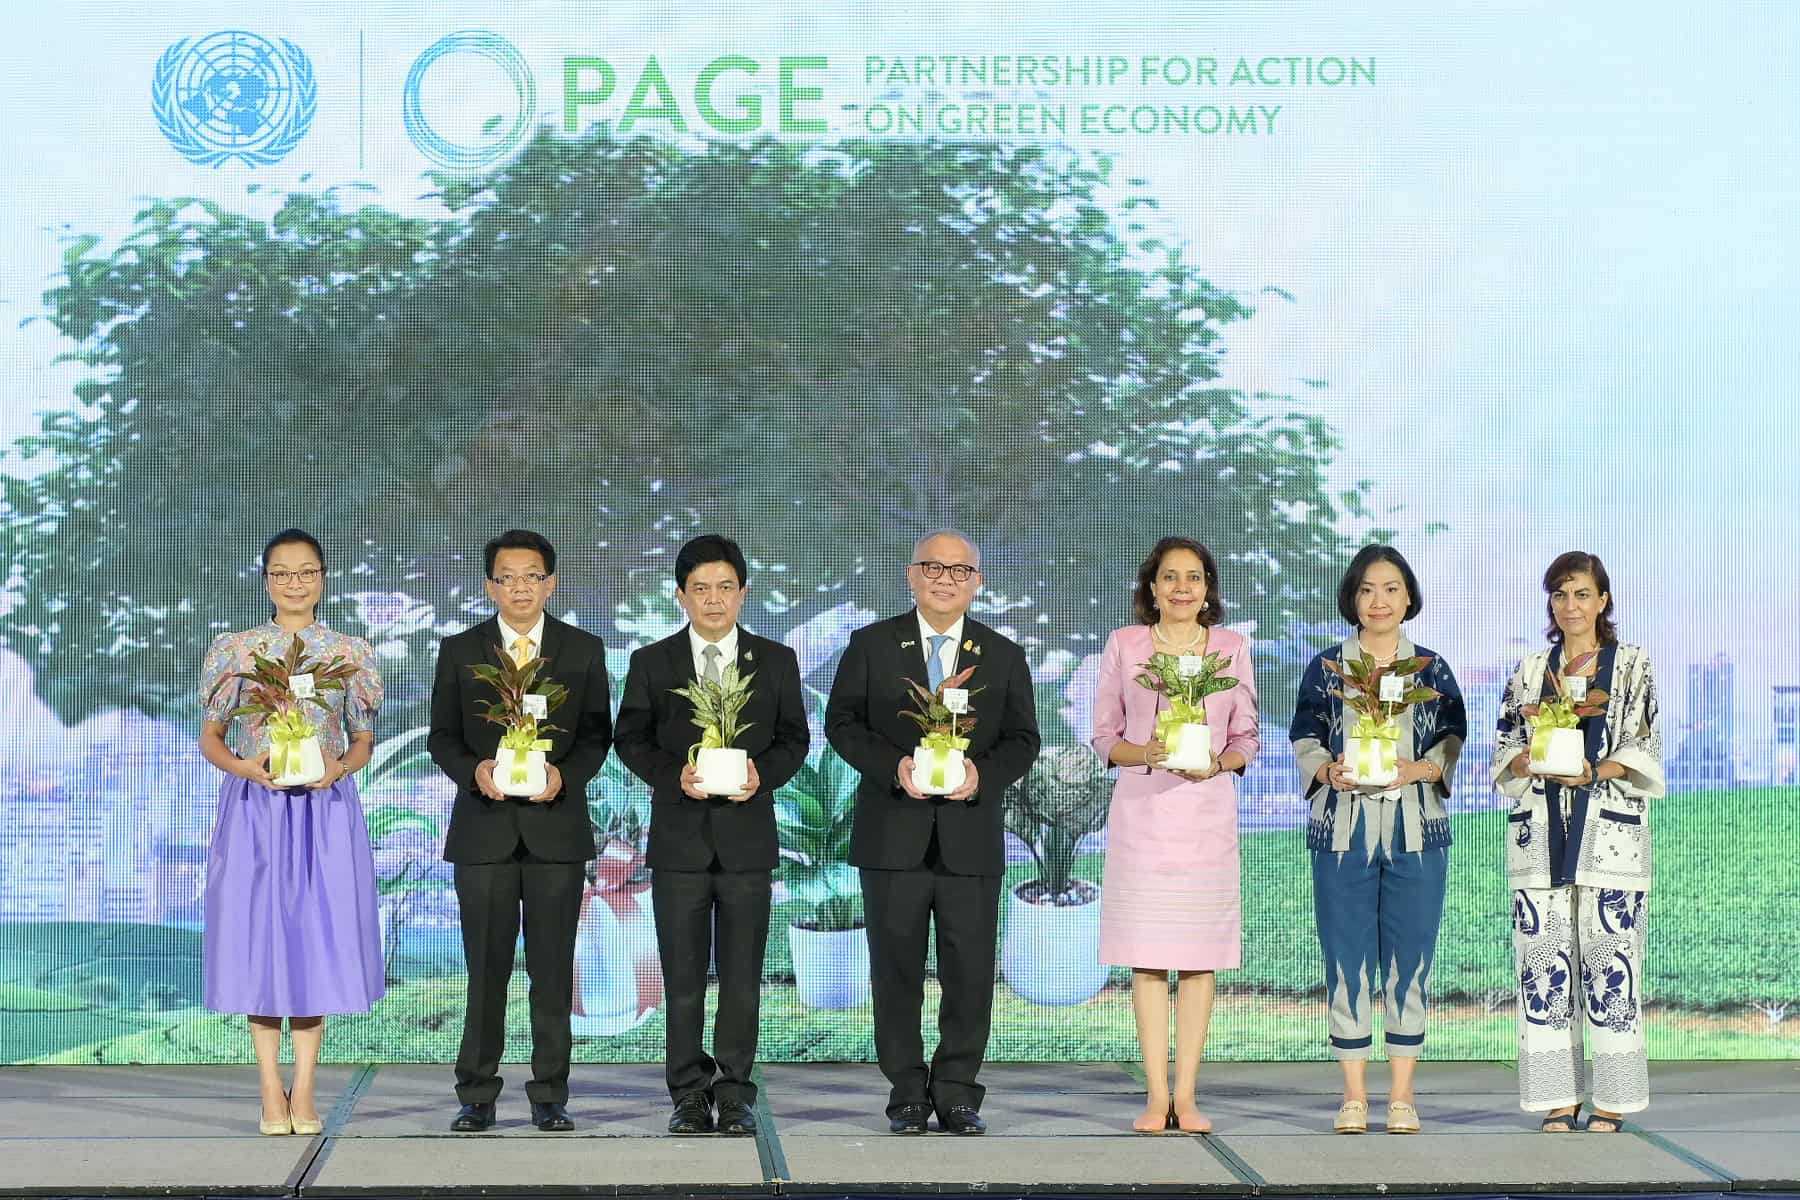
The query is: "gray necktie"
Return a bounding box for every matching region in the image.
[927,634,951,690]
[702,643,723,685]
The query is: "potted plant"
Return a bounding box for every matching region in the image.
[1000,747,1113,1006]
[1322,652,1441,787]
[899,665,978,795]
[1522,651,1608,776]
[206,633,362,788]
[672,661,756,795]
[1133,650,1238,772]
[776,748,869,1009]
[572,770,662,1035]
[468,648,569,797]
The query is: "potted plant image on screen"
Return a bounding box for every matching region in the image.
[572,780,662,1035]
[776,749,870,1010]
[1001,747,1113,1006]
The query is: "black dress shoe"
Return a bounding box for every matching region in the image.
[716,1100,757,1137]
[668,1093,715,1135]
[450,1102,495,1132]
[888,1103,931,1135]
[938,1105,987,1135]
[531,1101,574,1132]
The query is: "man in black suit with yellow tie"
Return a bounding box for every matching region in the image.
[614,535,809,1136]
[825,530,1041,1135]
[429,530,613,1133]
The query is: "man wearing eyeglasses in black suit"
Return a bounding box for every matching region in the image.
[824,530,1041,1135]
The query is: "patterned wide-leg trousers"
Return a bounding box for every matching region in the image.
[1512,883,1650,1113]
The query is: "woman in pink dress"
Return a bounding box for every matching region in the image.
[1090,537,1259,1133]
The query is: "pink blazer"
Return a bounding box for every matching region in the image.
[1089,624,1260,781]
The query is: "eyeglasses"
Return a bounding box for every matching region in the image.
[492,572,550,589]
[912,560,978,583]
[266,568,323,585]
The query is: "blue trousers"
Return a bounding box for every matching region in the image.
[1310,807,1449,1059]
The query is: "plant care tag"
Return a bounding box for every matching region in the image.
[1379,673,1406,702]
[523,693,548,719]
[942,687,970,715]
[1178,654,1204,677]
[1566,675,1588,701]
[289,673,315,699]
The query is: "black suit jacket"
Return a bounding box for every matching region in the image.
[614,627,809,872]
[430,615,613,864]
[825,610,1041,876]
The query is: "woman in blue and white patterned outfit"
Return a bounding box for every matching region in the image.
[1494,551,1663,1134]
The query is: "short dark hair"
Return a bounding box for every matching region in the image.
[261,528,326,620]
[484,529,557,579]
[1133,537,1225,626]
[675,534,748,589]
[1337,544,1423,627]
[1543,550,1617,645]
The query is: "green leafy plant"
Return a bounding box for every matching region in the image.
[355,727,445,978]
[776,748,863,932]
[1521,649,1610,723]
[671,663,756,761]
[1133,649,1238,708]
[468,648,570,735]
[1003,746,1111,905]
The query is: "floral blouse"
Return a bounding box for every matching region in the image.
[199,621,382,759]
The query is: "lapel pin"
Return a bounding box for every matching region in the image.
[963,639,981,655]
[900,640,916,649]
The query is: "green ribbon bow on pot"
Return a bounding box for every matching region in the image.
[499,724,552,784]
[266,708,319,779]
[919,730,971,790]
[1528,699,1581,763]
[1348,713,1401,781]
[1153,698,1208,751]
[686,723,725,768]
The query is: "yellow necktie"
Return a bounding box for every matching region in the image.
[511,636,533,667]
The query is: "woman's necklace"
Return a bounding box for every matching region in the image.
[1153,622,1207,655]
[1355,635,1399,666]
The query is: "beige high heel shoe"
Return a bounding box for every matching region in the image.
[287,1088,323,1136]
[259,1093,293,1136]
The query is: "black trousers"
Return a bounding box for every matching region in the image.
[452,843,585,1105]
[859,837,1002,1118]
[651,864,773,1105]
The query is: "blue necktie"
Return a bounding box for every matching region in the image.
[927,634,952,690]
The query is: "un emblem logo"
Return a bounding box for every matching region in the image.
[153,31,317,167]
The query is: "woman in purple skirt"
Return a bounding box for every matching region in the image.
[198,529,385,1135]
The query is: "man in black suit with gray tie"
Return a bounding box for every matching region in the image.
[825,530,1041,1135]
[614,535,809,1136]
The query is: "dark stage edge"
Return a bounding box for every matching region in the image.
[0,1061,1794,1198]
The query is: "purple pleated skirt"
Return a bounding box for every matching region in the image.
[203,775,386,1016]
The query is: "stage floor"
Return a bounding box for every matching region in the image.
[0,1060,1794,1197]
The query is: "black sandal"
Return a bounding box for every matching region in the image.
[1586,1111,1624,1133]
[1540,1104,1582,1132]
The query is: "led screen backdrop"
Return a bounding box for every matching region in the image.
[1,2,1796,1065]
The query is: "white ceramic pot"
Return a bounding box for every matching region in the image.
[269,736,325,789]
[1000,882,1110,1006]
[696,747,749,795]
[789,923,871,1010]
[1344,733,1399,788]
[495,747,547,797]
[911,745,966,795]
[1529,728,1586,777]
[1161,722,1212,772]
